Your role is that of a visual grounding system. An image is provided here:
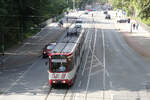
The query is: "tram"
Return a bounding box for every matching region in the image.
[48,27,85,87]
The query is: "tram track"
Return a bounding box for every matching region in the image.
[44,86,70,100]
[44,87,52,100]
[62,88,69,100]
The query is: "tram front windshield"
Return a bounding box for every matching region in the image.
[51,55,67,72]
[51,62,67,72]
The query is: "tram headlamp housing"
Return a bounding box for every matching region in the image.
[43,51,46,54]
[62,80,66,83]
[53,80,56,83]
[68,58,71,61]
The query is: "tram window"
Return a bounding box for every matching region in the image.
[51,62,67,72]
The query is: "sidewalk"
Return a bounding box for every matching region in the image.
[0,11,83,70]
[115,19,150,60]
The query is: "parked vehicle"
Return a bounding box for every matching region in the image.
[105,14,111,19]
[103,10,108,14]
[75,19,83,28]
[117,18,128,23]
[42,43,56,58]
[84,10,88,14]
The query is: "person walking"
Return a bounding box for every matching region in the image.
[133,23,136,30]
[58,20,63,28]
[136,23,139,30]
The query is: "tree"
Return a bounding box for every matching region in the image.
[0,0,69,51]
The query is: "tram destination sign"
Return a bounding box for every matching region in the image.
[51,59,67,63]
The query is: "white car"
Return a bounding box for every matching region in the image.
[84,10,88,14]
[75,19,82,28]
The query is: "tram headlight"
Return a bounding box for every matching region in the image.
[53,80,56,83]
[62,80,66,83]
[43,51,46,54]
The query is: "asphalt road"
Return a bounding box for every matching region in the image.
[0,10,150,100]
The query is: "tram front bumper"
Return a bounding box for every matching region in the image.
[49,79,73,86]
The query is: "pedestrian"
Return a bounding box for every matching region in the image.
[133,23,136,30]
[136,23,139,30]
[59,20,63,28]
[66,17,68,22]
[128,18,130,23]
[66,11,69,15]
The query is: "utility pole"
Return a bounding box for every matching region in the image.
[73,0,75,10]
[122,0,123,9]
[66,0,69,5]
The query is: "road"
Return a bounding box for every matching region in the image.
[0,10,150,100]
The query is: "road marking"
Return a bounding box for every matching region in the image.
[84,28,97,100]
[102,29,106,100]
[0,58,41,99]
[106,69,110,77]
[111,94,114,100]
[82,30,91,76]
[110,81,113,88]
[74,92,80,100]
[90,70,103,76]
[78,81,81,88]
[93,55,104,66]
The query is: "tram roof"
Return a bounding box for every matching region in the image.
[51,29,84,53]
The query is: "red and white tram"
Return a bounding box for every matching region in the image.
[48,28,85,87]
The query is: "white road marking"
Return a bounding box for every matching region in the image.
[84,28,97,100]
[90,70,103,76]
[92,63,103,68]
[74,93,80,100]
[78,81,81,88]
[111,94,114,100]
[105,69,110,77]
[110,81,113,88]
[0,58,41,99]
[102,29,106,100]
[82,31,91,76]
[93,55,104,66]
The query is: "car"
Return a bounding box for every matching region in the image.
[105,14,111,19]
[91,8,96,11]
[84,10,88,14]
[88,9,92,11]
[42,43,56,58]
[75,19,82,28]
[103,11,108,14]
[117,18,128,23]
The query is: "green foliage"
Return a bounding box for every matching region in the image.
[0,0,69,51]
[111,0,150,25]
[142,18,150,26]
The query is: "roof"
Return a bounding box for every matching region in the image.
[51,29,84,54]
